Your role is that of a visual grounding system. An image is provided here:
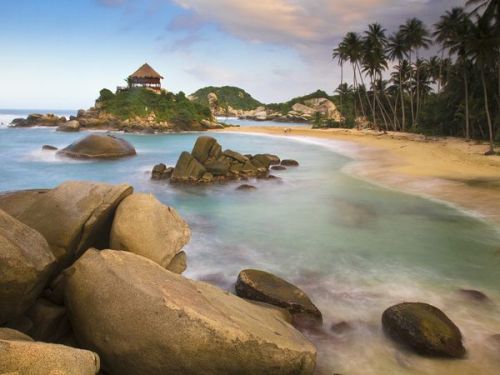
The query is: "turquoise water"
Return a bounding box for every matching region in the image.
[1,126,499,374]
[216,116,308,127]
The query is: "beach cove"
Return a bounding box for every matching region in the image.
[0,123,499,374]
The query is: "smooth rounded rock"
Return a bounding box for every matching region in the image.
[382,302,466,358]
[110,193,190,268]
[0,209,56,324]
[281,159,299,167]
[58,134,136,159]
[64,249,316,375]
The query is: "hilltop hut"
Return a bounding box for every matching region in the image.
[127,63,163,92]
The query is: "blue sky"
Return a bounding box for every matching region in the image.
[0,0,462,109]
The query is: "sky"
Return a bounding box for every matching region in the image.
[0,0,464,109]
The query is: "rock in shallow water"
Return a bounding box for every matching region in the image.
[382,302,466,358]
[110,193,191,269]
[64,249,316,375]
[281,159,299,167]
[57,134,136,159]
[235,269,323,325]
[0,209,56,324]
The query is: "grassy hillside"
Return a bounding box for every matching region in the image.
[97,88,212,126]
[190,86,262,110]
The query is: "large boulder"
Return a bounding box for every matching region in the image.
[191,136,221,163]
[171,151,206,182]
[382,302,466,358]
[0,328,33,342]
[0,210,56,324]
[0,335,100,374]
[0,189,49,218]
[23,298,70,343]
[110,193,190,268]
[235,269,322,325]
[64,249,316,375]
[14,181,133,269]
[57,134,136,159]
[57,119,80,132]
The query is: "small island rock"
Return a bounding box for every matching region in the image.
[382,302,466,358]
[57,134,136,159]
[56,120,80,132]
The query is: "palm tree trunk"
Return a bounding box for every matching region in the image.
[438,50,444,93]
[340,61,344,127]
[399,63,406,131]
[481,69,495,154]
[408,50,416,128]
[353,65,365,121]
[415,50,421,128]
[463,63,470,140]
[371,76,378,130]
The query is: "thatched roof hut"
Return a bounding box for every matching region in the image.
[128,63,163,91]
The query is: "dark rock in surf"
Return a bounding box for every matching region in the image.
[151,163,173,180]
[235,269,322,325]
[382,302,466,358]
[281,159,299,167]
[271,165,287,171]
[459,289,491,303]
[42,145,58,151]
[236,184,257,191]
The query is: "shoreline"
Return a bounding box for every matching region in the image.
[212,126,500,227]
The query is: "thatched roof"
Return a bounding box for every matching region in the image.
[129,63,163,79]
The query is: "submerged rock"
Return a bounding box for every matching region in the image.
[459,289,491,303]
[235,269,322,325]
[0,209,56,324]
[64,249,316,375]
[151,163,174,180]
[42,144,58,151]
[271,165,287,171]
[110,193,190,269]
[0,333,100,374]
[281,159,299,167]
[57,134,136,159]
[236,184,257,191]
[382,302,466,358]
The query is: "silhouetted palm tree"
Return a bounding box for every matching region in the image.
[343,32,366,120]
[387,31,410,130]
[466,17,498,153]
[400,18,432,128]
[333,43,349,125]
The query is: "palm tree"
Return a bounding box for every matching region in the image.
[387,31,410,131]
[466,17,499,154]
[427,56,442,90]
[362,23,388,130]
[434,8,473,140]
[400,18,432,128]
[333,43,349,126]
[343,32,366,121]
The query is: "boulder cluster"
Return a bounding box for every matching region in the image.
[0,181,321,374]
[152,136,299,184]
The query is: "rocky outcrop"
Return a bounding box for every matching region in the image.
[239,97,343,123]
[382,302,466,358]
[11,113,66,127]
[57,119,80,132]
[57,134,136,159]
[110,193,191,269]
[0,332,100,374]
[166,136,289,184]
[0,209,56,324]
[64,249,317,375]
[151,163,173,180]
[12,181,133,269]
[235,269,322,326]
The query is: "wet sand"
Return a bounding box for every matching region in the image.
[213,126,500,226]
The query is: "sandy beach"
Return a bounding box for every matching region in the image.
[214,126,500,226]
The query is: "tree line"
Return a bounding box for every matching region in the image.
[332,0,499,154]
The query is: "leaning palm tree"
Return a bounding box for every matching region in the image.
[387,31,410,131]
[466,17,498,154]
[400,18,432,128]
[434,8,473,140]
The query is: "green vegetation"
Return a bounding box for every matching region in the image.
[332,0,499,153]
[97,88,212,127]
[190,86,262,110]
[267,89,336,114]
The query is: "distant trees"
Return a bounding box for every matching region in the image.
[331,0,499,153]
